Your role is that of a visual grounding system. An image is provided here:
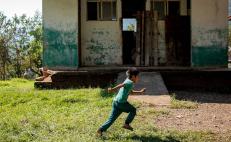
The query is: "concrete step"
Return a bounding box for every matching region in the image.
[117,72,170,106]
[128,95,171,106]
[117,72,169,95]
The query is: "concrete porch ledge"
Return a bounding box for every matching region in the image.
[35,68,231,93]
[35,70,119,89]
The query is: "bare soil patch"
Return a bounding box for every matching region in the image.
[146,92,231,141]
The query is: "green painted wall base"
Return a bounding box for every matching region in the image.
[192,46,228,67]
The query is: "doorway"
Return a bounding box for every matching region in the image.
[121,0,145,65]
[121,0,191,67]
[165,0,191,66]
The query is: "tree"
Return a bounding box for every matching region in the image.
[27,11,43,75]
[0,12,14,80]
[10,14,32,77]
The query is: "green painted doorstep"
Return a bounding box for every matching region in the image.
[192,46,228,67]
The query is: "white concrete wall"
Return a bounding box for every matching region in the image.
[192,0,228,46]
[43,0,78,32]
[81,0,122,66]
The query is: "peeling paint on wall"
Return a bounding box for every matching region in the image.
[43,28,78,67]
[81,26,122,66]
[83,29,121,65]
[191,28,228,67]
[192,28,228,48]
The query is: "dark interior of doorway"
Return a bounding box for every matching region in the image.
[165,0,191,66]
[122,0,145,65]
[121,0,191,66]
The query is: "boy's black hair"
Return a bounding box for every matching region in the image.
[126,67,140,78]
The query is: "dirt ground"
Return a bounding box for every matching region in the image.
[145,92,231,141]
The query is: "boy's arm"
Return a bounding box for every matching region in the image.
[131,88,146,95]
[108,84,125,93]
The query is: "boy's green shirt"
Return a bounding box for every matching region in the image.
[114,78,133,103]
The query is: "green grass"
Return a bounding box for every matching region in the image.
[0,79,215,142]
[139,107,170,117]
[170,94,198,109]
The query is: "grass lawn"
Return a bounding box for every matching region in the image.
[0,79,215,142]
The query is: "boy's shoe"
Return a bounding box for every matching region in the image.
[96,129,103,137]
[122,124,134,131]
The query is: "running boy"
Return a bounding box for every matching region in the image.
[97,67,146,136]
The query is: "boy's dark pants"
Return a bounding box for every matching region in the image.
[99,101,136,132]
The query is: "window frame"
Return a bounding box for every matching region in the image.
[151,0,166,20]
[86,1,100,21]
[166,0,181,16]
[86,0,117,21]
[150,0,181,20]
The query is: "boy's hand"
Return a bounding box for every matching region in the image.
[107,88,113,93]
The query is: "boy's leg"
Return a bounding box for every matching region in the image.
[99,102,122,132]
[119,102,136,125]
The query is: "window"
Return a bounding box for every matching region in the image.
[122,18,137,32]
[151,0,180,20]
[87,0,117,21]
[87,2,98,20]
[168,1,180,16]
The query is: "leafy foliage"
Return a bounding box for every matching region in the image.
[0,12,42,80]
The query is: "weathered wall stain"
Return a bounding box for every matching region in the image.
[192,28,228,48]
[85,35,121,65]
[43,28,78,67]
[82,28,122,66]
[192,28,228,67]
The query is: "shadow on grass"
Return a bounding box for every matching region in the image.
[61,98,88,104]
[100,89,115,98]
[130,135,180,142]
[11,98,32,107]
[0,82,10,87]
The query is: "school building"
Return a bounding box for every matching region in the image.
[42,0,228,70]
